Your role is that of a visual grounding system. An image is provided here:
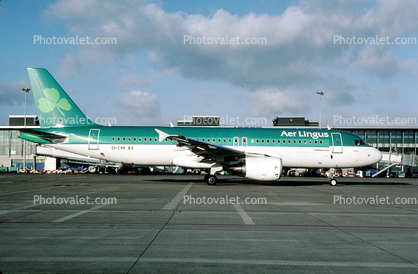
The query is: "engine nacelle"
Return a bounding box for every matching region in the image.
[228,157,282,181]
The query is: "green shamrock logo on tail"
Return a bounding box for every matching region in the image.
[38,88,72,116]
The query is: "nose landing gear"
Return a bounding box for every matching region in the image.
[326,169,338,186]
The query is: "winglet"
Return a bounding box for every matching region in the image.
[155,129,171,142]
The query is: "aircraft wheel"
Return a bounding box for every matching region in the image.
[206,175,217,186]
[329,179,337,186]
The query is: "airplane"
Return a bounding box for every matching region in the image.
[19,68,382,186]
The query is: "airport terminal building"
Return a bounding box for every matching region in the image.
[1,115,417,172]
[0,115,43,171]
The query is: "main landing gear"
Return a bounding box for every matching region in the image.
[205,166,222,186]
[204,174,218,186]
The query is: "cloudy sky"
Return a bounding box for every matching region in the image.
[1,0,417,127]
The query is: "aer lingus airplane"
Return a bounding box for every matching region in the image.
[20,68,382,186]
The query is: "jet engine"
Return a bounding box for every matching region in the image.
[228,157,282,181]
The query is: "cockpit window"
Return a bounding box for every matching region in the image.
[355,139,367,146]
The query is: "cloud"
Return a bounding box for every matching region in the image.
[118,73,146,90]
[374,82,398,101]
[247,88,311,118]
[46,0,418,85]
[0,79,32,106]
[355,46,400,79]
[179,90,219,114]
[113,90,161,125]
[44,0,418,106]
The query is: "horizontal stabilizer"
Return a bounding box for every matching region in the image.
[19,129,68,144]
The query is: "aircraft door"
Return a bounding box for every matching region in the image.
[88,129,100,150]
[331,132,343,153]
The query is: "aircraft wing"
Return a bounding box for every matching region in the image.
[155,129,245,163]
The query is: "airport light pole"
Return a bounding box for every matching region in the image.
[316,91,324,128]
[22,87,30,172]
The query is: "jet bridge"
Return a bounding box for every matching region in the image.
[372,152,402,177]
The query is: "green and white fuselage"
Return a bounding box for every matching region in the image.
[21,126,381,168]
[20,68,382,185]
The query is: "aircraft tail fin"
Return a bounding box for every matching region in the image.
[27,68,96,128]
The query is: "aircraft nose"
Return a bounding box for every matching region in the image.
[372,147,383,163]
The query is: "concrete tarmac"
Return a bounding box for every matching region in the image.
[0,173,417,273]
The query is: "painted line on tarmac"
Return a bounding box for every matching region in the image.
[162,183,194,211]
[0,185,67,196]
[137,258,418,268]
[52,204,108,223]
[0,257,416,268]
[233,204,255,225]
[12,191,100,210]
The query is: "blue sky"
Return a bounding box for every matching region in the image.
[1,0,418,127]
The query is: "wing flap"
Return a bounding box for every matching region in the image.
[155,129,245,159]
